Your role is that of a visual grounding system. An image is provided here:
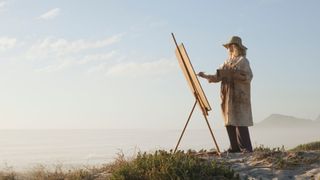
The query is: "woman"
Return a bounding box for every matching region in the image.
[198,36,253,153]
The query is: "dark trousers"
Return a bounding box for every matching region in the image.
[226,125,253,152]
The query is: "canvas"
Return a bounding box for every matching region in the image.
[174,43,212,116]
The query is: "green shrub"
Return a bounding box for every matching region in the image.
[0,164,17,180]
[252,143,320,169]
[254,144,285,152]
[110,150,239,180]
[0,172,16,180]
[291,141,320,151]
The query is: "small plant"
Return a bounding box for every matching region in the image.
[110,150,239,180]
[291,141,320,151]
[0,163,17,180]
[0,171,16,180]
[254,144,285,153]
[252,143,320,169]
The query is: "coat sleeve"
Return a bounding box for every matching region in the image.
[207,74,221,83]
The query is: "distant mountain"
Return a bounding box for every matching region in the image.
[255,114,319,128]
[315,115,320,122]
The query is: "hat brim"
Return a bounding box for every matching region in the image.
[223,43,247,50]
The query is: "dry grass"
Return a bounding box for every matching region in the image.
[251,142,320,169]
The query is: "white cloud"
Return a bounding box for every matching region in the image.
[38,8,60,20]
[0,37,17,51]
[87,62,109,74]
[78,51,117,65]
[26,34,123,60]
[35,58,75,73]
[105,58,178,77]
[34,51,119,73]
[23,34,123,73]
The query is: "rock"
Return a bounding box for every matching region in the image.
[299,167,320,179]
[206,150,320,180]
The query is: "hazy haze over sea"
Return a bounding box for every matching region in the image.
[0,127,319,171]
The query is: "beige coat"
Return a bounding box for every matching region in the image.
[207,56,253,126]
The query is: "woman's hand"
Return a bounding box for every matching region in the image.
[198,72,221,83]
[197,72,206,78]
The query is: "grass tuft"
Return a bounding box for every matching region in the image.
[290,141,320,151]
[109,150,238,180]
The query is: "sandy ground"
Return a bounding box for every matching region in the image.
[198,151,320,180]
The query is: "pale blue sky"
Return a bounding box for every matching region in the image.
[0,0,319,129]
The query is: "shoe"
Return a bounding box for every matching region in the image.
[226,148,241,153]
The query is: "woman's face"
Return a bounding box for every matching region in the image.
[228,44,240,57]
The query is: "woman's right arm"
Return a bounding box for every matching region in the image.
[207,74,221,83]
[198,72,221,83]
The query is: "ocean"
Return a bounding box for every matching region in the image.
[0,128,319,171]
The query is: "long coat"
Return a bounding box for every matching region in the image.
[208,56,253,126]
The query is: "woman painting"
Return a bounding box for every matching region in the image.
[198,36,253,153]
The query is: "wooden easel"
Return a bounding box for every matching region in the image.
[172,33,221,155]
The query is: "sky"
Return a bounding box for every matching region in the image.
[0,0,319,129]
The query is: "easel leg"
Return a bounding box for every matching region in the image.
[174,100,197,153]
[203,115,221,155]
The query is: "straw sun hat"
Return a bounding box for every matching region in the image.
[223,36,247,50]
